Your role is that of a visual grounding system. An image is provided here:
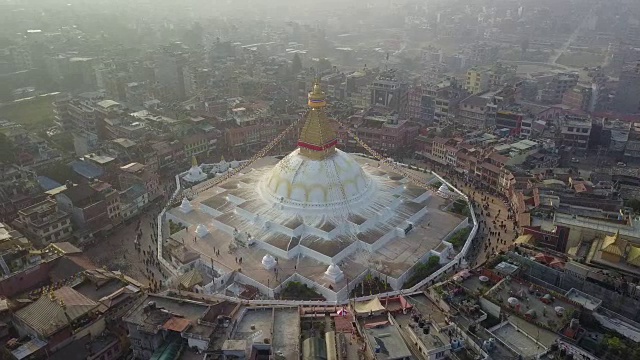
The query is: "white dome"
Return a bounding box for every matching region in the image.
[326,263,342,276]
[218,161,229,172]
[179,198,193,213]
[196,224,209,238]
[261,254,276,270]
[260,149,374,212]
[324,263,344,283]
[184,165,207,182]
[438,183,449,193]
[230,160,240,168]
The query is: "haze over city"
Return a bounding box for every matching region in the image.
[1,0,640,359]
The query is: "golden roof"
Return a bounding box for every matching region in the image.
[627,245,640,267]
[178,269,203,289]
[298,80,337,160]
[601,230,625,256]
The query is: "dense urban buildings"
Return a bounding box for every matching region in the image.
[2,0,640,358]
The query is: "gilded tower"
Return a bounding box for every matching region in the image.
[297,80,338,160]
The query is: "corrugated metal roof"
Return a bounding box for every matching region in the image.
[70,160,104,180]
[15,287,98,337]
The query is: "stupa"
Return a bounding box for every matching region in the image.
[261,254,277,270]
[324,263,344,283]
[165,79,471,300]
[179,198,193,213]
[183,156,207,183]
[195,224,209,238]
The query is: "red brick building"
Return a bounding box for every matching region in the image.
[336,108,421,157]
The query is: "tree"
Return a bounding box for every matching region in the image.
[291,53,302,74]
[317,58,332,72]
[520,37,530,59]
[605,336,626,356]
[0,133,15,164]
[626,199,640,213]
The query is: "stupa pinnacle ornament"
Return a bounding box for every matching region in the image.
[297,80,338,160]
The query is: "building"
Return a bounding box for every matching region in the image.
[153,49,187,100]
[467,42,498,66]
[613,61,640,114]
[464,63,516,95]
[0,164,46,223]
[14,198,72,244]
[559,115,592,150]
[495,109,524,136]
[119,162,161,199]
[123,294,214,359]
[465,67,489,94]
[0,223,38,278]
[539,73,579,104]
[457,93,499,130]
[13,286,105,352]
[224,113,300,158]
[408,80,466,125]
[431,138,460,166]
[520,225,571,252]
[370,69,408,114]
[119,184,149,220]
[562,84,592,113]
[365,321,412,360]
[337,107,421,156]
[54,181,121,235]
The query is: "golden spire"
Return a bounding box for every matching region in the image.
[191,155,198,168]
[298,79,337,160]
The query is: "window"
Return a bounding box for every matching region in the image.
[567,127,574,132]
[582,128,589,133]
[436,351,445,359]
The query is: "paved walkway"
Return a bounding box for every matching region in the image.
[83,206,167,289]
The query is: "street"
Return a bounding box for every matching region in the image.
[404,157,518,268]
[83,205,167,290]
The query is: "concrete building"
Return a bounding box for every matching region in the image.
[0,164,46,223]
[370,69,408,115]
[465,67,489,94]
[613,61,640,114]
[224,113,301,158]
[119,184,149,220]
[538,73,579,104]
[0,223,37,277]
[559,115,592,150]
[153,50,187,100]
[337,108,420,156]
[14,199,72,244]
[495,109,524,136]
[55,181,121,235]
[457,92,500,130]
[123,294,215,359]
[407,80,466,125]
[118,162,161,199]
[562,84,592,113]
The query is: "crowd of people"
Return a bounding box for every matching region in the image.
[422,161,519,268]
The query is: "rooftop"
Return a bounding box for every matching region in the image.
[15,286,98,337]
[123,294,209,333]
[365,322,412,360]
